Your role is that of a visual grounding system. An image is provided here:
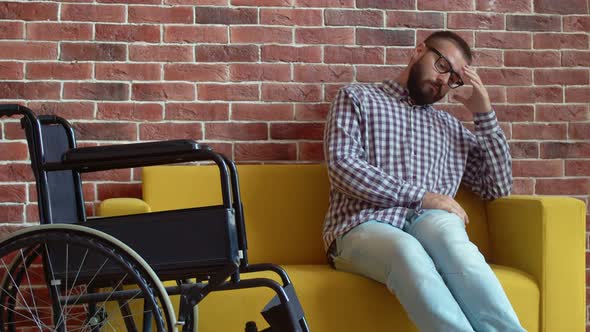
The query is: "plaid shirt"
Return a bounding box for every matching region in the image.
[323,80,512,251]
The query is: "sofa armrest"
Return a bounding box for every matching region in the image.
[98,198,152,217]
[486,195,586,332]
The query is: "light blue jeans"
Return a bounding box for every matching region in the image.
[329,209,526,332]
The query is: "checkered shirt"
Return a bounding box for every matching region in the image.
[323,80,512,251]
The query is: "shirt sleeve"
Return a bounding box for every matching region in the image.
[461,111,513,200]
[324,87,426,209]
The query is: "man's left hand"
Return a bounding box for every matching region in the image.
[453,65,492,114]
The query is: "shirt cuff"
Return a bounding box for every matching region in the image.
[400,183,427,210]
[473,110,500,135]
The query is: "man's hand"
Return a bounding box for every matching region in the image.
[454,65,492,114]
[422,192,469,225]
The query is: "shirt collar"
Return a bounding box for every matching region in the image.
[381,80,415,106]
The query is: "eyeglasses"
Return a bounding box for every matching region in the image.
[426,45,464,89]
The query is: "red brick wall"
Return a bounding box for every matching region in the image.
[0,0,588,326]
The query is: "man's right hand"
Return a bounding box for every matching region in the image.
[422,192,469,225]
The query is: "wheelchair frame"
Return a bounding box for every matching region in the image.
[0,104,309,332]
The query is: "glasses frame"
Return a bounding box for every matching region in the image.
[426,45,464,89]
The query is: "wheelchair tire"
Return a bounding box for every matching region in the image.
[0,224,177,332]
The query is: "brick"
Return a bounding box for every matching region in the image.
[535,0,588,14]
[96,24,160,42]
[299,142,324,161]
[99,0,160,3]
[386,48,414,64]
[74,122,136,141]
[165,64,226,82]
[132,83,195,101]
[356,0,413,9]
[566,87,590,103]
[27,23,92,41]
[206,122,267,140]
[235,143,296,161]
[570,123,590,140]
[97,183,141,201]
[536,179,590,195]
[229,64,290,82]
[262,84,321,102]
[231,26,292,44]
[129,6,193,24]
[0,164,33,182]
[296,27,354,45]
[139,123,202,140]
[476,32,531,49]
[476,0,531,12]
[0,21,23,39]
[0,82,60,100]
[60,43,125,61]
[164,26,227,43]
[492,105,534,122]
[512,124,567,140]
[198,84,258,101]
[562,51,590,67]
[96,63,161,81]
[418,0,474,11]
[197,45,258,62]
[471,49,503,67]
[0,185,26,202]
[262,45,321,63]
[541,142,590,158]
[534,33,588,49]
[294,64,354,82]
[26,63,92,80]
[195,7,257,24]
[0,142,28,160]
[325,46,383,64]
[233,0,292,5]
[0,62,23,79]
[512,160,563,177]
[64,83,128,101]
[448,13,504,30]
[261,9,322,26]
[0,42,57,60]
[509,142,539,158]
[357,28,414,46]
[0,2,58,21]
[325,9,383,27]
[387,11,443,29]
[564,16,590,32]
[165,0,227,3]
[296,0,354,7]
[535,69,589,85]
[566,160,590,176]
[27,101,95,119]
[506,87,563,103]
[165,103,229,121]
[130,45,193,62]
[0,205,23,223]
[512,178,534,195]
[295,103,329,120]
[507,15,560,31]
[505,51,560,67]
[537,105,589,121]
[271,123,324,140]
[324,84,346,101]
[97,103,163,121]
[61,4,125,22]
[231,103,293,121]
[476,68,532,86]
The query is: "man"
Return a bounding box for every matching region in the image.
[323,31,525,331]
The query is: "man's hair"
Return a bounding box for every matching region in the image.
[424,31,472,64]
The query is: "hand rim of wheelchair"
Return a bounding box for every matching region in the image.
[0,223,177,332]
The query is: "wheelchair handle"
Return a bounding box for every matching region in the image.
[0,104,36,120]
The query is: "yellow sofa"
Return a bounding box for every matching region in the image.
[99,164,586,332]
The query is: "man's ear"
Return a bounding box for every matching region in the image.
[412,42,427,62]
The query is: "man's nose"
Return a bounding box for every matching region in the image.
[435,71,451,84]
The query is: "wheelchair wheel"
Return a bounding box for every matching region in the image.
[0,224,177,332]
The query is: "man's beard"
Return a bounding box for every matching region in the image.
[407,60,445,106]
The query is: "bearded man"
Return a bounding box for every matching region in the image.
[322,31,525,332]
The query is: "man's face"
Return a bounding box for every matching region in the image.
[407,40,468,106]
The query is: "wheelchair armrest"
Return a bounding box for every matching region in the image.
[45,139,214,172]
[98,198,151,217]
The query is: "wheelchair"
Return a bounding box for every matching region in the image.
[0,104,309,332]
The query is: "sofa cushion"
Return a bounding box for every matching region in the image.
[182,264,538,332]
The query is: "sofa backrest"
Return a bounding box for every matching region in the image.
[142,164,491,265]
